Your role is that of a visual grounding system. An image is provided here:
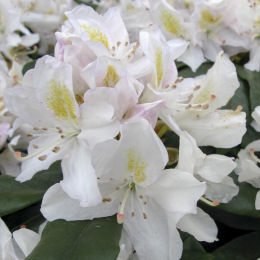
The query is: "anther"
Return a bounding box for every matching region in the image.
[61,135,65,139]
[102,198,112,202]
[117,41,121,47]
[194,85,200,90]
[131,212,135,217]
[26,134,33,137]
[33,144,39,149]
[143,213,147,219]
[38,155,47,161]
[20,225,26,229]
[42,127,48,131]
[33,127,39,131]
[175,77,184,83]
[236,105,243,112]
[202,104,209,109]
[211,94,216,100]
[139,195,143,199]
[125,41,129,46]
[112,46,115,51]
[144,201,147,205]
[52,146,60,153]
[116,186,120,190]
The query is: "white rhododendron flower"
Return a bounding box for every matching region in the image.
[0,218,40,260]
[41,119,206,260]
[236,140,260,209]
[0,1,39,60]
[0,1,260,259]
[162,52,246,148]
[4,55,119,207]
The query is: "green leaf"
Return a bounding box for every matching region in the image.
[22,60,36,75]
[181,233,214,260]
[178,62,213,78]
[73,0,98,9]
[223,77,250,119]
[213,231,260,260]
[26,217,122,260]
[0,161,62,216]
[2,203,45,232]
[236,65,260,112]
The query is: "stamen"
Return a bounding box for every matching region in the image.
[33,144,39,149]
[200,196,219,206]
[33,127,39,131]
[249,148,260,163]
[117,185,131,224]
[14,136,63,162]
[143,213,147,219]
[20,225,26,229]
[117,213,125,224]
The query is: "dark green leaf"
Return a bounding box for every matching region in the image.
[2,203,45,232]
[0,161,62,216]
[26,216,122,260]
[178,62,213,78]
[223,77,250,120]
[213,231,260,260]
[236,65,260,112]
[181,233,214,260]
[73,0,98,9]
[22,60,36,75]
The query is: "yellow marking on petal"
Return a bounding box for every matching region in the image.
[81,25,109,49]
[46,9,54,14]
[193,81,212,104]
[155,48,163,86]
[103,65,119,87]
[160,9,182,36]
[46,79,77,121]
[199,10,221,29]
[254,16,260,29]
[127,149,147,183]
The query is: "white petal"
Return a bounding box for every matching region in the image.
[60,139,102,207]
[177,208,218,242]
[255,191,260,210]
[195,53,239,112]
[205,176,239,203]
[177,110,246,148]
[245,41,260,72]
[197,154,236,183]
[41,183,123,221]
[148,169,206,214]
[16,134,71,182]
[0,218,18,260]
[124,194,183,260]
[178,45,205,72]
[117,229,134,260]
[13,228,40,257]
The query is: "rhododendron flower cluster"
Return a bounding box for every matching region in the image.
[0,1,259,260]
